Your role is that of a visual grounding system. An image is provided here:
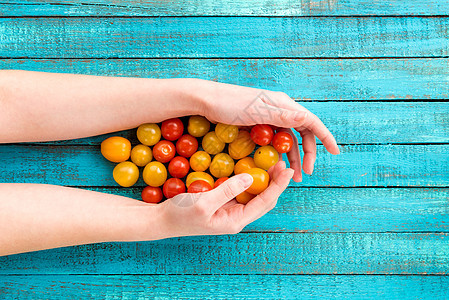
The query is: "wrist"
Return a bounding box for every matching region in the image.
[170,78,209,117]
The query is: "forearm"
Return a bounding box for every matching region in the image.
[0,184,165,256]
[0,70,204,143]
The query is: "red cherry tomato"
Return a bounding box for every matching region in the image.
[250,124,274,146]
[163,178,186,198]
[188,180,213,193]
[141,186,163,203]
[214,177,229,188]
[153,140,176,163]
[272,132,294,153]
[161,118,184,141]
[168,156,190,178]
[176,134,198,158]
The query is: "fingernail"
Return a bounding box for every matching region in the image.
[241,174,253,188]
[295,111,307,122]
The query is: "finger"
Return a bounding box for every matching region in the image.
[280,128,302,182]
[202,173,253,212]
[268,160,286,179]
[296,112,339,155]
[262,105,308,129]
[300,129,317,175]
[241,167,294,224]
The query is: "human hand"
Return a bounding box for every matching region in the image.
[189,79,340,182]
[157,161,293,237]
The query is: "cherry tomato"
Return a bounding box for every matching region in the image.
[101,136,131,163]
[202,132,225,155]
[113,161,139,187]
[234,157,257,175]
[245,168,270,194]
[163,178,186,198]
[142,161,167,187]
[236,191,256,204]
[228,131,256,160]
[153,140,176,163]
[188,180,213,193]
[214,177,229,188]
[168,156,190,178]
[272,132,294,153]
[186,172,215,188]
[250,124,274,146]
[188,116,210,137]
[254,145,279,170]
[130,144,152,167]
[141,186,163,204]
[189,151,211,172]
[209,153,235,178]
[176,134,198,158]
[161,118,184,141]
[215,123,239,143]
[137,123,161,146]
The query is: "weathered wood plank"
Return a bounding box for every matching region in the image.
[3,58,448,101]
[1,17,448,58]
[2,0,449,16]
[1,233,447,274]
[1,275,448,299]
[0,144,447,187]
[90,187,449,233]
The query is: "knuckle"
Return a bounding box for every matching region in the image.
[229,223,243,235]
[223,181,240,199]
[194,202,209,216]
[280,110,290,122]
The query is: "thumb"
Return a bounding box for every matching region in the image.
[268,107,308,128]
[206,174,253,211]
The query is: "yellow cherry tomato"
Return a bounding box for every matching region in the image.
[228,131,256,160]
[202,132,225,155]
[130,144,153,167]
[188,116,210,137]
[234,157,257,174]
[236,191,256,204]
[215,123,239,143]
[254,145,279,170]
[101,136,131,163]
[113,161,139,187]
[137,123,161,146]
[186,172,215,188]
[190,151,211,172]
[209,153,235,178]
[143,161,167,187]
[245,168,270,194]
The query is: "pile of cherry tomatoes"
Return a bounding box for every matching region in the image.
[101,116,293,204]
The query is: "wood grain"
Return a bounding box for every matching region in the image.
[2,0,449,16]
[3,58,448,101]
[1,275,448,299]
[90,187,449,233]
[0,144,446,187]
[1,233,447,275]
[1,17,448,58]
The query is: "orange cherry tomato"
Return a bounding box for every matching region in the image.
[101,136,131,163]
[189,151,211,172]
[228,131,256,160]
[254,145,279,170]
[209,153,234,178]
[202,132,225,155]
[245,168,270,194]
[142,161,167,187]
[188,180,213,193]
[188,116,210,137]
[130,144,153,167]
[236,191,256,204]
[186,172,214,188]
[113,161,139,187]
[215,123,239,143]
[137,123,161,146]
[214,177,229,188]
[141,186,163,203]
[234,157,257,174]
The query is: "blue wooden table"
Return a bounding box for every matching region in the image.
[1,1,448,298]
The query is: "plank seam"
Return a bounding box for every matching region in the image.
[2,56,448,60]
[1,15,449,18]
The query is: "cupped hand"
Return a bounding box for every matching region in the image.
[190,79,340,182]
[158,161,293,237]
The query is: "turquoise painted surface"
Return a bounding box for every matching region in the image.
[0,0,448,298]
[1,17,448,58]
